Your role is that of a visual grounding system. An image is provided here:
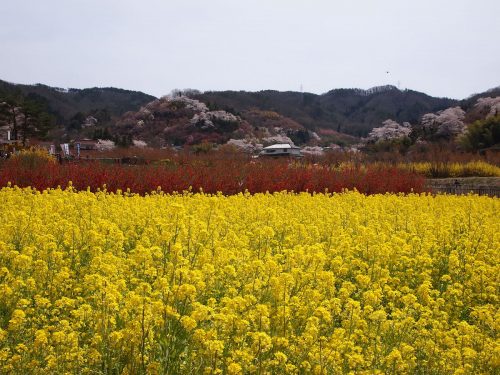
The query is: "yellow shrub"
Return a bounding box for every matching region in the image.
[401,161,500,177]
[10,148,55,169]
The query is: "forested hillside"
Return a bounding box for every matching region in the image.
[1,79,498,146]
[195,86,458,137]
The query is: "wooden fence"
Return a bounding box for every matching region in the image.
[430,186,500,197]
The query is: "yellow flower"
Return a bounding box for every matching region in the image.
[227,362,242,374]
[34,330,48,349]
[180,316,197,331]
[8,310,25,331]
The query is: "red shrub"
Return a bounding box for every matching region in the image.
[0,158,425,195]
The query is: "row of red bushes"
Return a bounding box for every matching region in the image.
[0,159,426,195]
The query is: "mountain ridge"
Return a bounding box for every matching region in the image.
[1,78,499,145]
[194,86,458,136]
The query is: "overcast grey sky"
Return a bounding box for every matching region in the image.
[1,0,499,99]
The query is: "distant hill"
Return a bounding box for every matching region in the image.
[0,79,156,124]
[113,96,317,148]
[1,78,499,145]
[194,85,458,137]
[461,86,500,111]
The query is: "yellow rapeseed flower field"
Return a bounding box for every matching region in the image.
[0,187,498,374]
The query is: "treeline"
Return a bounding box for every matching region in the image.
[0,84,57,144]
[0,79,155,143]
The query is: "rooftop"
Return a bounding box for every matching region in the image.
[263,143,299,149]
